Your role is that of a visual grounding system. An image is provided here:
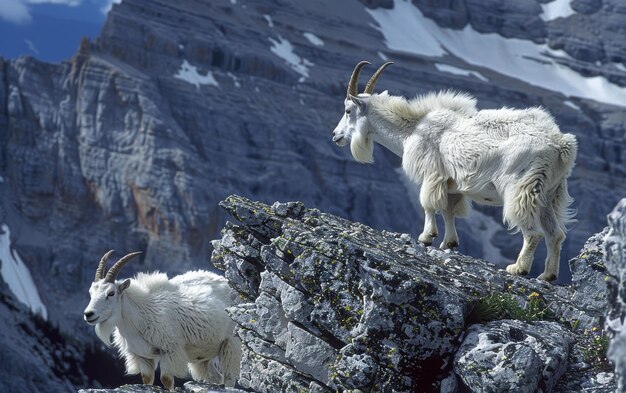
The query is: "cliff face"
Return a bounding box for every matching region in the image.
[1,0,626,389]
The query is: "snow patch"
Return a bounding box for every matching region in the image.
[174,60,219,89]
[435,63,488,82]
[303,32,324,47]
[540,0,576,22]
[614,63,626,72]
[366,0,626,106]
[564,100,580,111]
[269,36,313,81]
[0,176,4,183]
[0,225,47,319]
[227,72,241,88]
[263,14,274,28]
[229,0,236,4]
[378,51,389,61]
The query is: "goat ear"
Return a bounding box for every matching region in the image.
[348,94,367,111]
[118,279,131,293]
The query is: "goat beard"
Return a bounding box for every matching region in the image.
[350,130,374,164]
[95,319,116,347]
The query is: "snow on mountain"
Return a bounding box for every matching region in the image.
[435,63,488,82]
[540,0,576,22]
[0,224,47,320]
[174,60,219,89]
[268,36,313,82]
[303,32,324,47]
[366,0,626,106]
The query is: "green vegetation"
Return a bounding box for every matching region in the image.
[580,327,611,370]
[468,291,553,323]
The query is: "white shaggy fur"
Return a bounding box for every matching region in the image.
[84,269,241,390]
[333,89,577,281]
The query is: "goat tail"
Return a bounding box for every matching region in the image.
[503,163,550,232]
[552,133,577,232]
[553,178,577,232]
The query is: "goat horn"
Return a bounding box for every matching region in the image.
[95,250,115,282]
[347,60,371,98]
[104,251,142,283]
[363,62,394,94]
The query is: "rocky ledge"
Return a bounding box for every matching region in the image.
[81,195,626,392]
[78,382,244,392]
[210,195,620,393]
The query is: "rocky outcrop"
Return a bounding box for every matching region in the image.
[604,198,626,390]
[212,195,616,392]
[79,382,244,393]
[454,320,572,393]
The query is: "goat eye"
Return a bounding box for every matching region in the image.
[107,291,115,297]
[345,109,351,115]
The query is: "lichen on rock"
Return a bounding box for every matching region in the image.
[212,195,619,392]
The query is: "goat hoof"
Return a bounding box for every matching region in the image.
[141,373,154,385]
[505,264,527,276]
[161,375,174,391]
[418,233,437,245]
[538,273,556,282]
[446,241,458,249]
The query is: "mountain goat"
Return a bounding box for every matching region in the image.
[333,61,577,281]
[83,251,241,390]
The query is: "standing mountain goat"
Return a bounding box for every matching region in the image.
[333,61,577,281]
[83,251,241,390]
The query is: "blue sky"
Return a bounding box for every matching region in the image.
[0,0,118,63]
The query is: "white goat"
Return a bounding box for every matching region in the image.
[333,61,577,281]
[83,251,241,390]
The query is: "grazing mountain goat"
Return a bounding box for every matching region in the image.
[83,251,241,390]
[333,61,577,281]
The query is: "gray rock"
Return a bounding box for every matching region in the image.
[454,320,572,393]
[78,382,245,392]
[285,322,337,387]
[603,198,626,391]
[571,0,603,14]
[214,195,618,392]
[569,227,610,316]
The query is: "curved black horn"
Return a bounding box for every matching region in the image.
[104,252,142,283]
[95,250,115,282]
[363,62,394,94]
[347,61,371,98]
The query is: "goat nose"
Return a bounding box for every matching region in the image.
[84,311,94,318]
